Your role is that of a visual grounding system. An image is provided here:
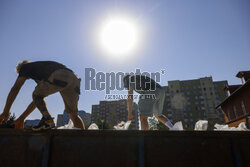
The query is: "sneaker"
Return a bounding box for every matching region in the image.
[32,117,55,131]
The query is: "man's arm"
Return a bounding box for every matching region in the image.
[1,77,26,121]
[14,101,36,129]
[128,87,133,121]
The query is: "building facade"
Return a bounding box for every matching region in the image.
[91,100,139,130]
[162,77,228,130]
[56,110,91,127]
[216,71,250,127]
[24,119,40,127]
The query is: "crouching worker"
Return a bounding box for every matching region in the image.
[0,60,85,130]
[123,75,174,130]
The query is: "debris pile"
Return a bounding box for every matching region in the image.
[214,122,248,131]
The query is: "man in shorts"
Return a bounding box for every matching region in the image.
[123,75,175,130]
[0,60,85,130]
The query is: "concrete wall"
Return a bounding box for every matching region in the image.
[0,129,250,167]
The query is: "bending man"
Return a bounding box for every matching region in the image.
[123,75,175,130]
[0,60,85,130]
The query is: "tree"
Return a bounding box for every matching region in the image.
[94,118,112,130]
[0,113,16,128]
[157,121,169,130]
[148,116,158,130]
[148,116,169,130]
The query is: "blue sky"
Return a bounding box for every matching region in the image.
[0,0,249,121]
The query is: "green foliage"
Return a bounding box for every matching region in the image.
[148,117,158,130]
[157,121,169,130]
[148,116,169,130]
[24,124,33,129]
[0,113,16,128]
[94,118,112,129]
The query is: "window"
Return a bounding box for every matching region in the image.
[241,101,246,115]
[227,110,231,120]
[233,105,238,118]
[203,88,206,91]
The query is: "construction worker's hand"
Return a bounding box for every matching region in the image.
[14,120,24,129]
[128,114,133,121]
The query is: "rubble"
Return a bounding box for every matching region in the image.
[57,120,80,129]
[170,121,184,131]
[114,121,131,130]
[214,122,249,131]
[194,120,208,131]
[88,123,99,130]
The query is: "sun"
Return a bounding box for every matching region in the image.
[98,16,141,58]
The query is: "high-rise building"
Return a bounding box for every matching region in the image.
[24,119,40,127]
[56,110,91,127]
[91,100,139,130]
[162,77,228,130]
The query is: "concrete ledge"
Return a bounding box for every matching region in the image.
[0,129,250,167]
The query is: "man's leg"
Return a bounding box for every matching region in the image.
[32,94,51,119]
[60,94,85,130]
[140,114,149,130]
[154,114,173,129]
[0,113,9,124]
[14,101,36,129]
[68,113,85,129]
[32,81,61,119]
[60,78,85,130]
[32,81,62,130]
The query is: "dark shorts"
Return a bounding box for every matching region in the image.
[33,69,81,115]
[138,88,165,117]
